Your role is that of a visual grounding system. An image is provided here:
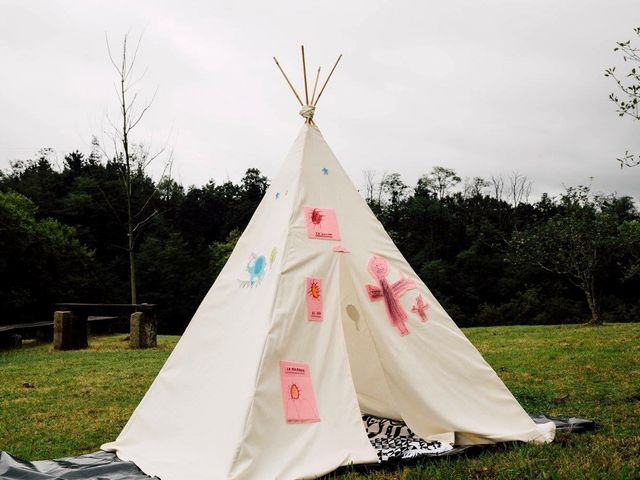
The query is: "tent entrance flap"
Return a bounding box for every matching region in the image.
[338,253,402,421]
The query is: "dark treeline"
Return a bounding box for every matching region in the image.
[1,149,638,332]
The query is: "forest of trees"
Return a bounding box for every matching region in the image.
[1,146,638,333]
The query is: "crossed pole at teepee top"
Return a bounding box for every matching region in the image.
[273,46,342,125]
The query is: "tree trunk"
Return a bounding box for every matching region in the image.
[126,162,136,305]
[128,234,137,305]
[122,71,137,306]
[126,169,137,305]
[583,280,602,326]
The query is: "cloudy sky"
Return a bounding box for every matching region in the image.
[1,1,639,199]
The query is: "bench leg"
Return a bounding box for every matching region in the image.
[53,311,88,350]
[130,311,157,349]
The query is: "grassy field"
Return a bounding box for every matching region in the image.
[0,324,638,479]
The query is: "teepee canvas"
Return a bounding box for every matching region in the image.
[102,49,554,480]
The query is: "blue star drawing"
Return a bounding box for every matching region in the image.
[275,192,280,200]
[321,167,329,175]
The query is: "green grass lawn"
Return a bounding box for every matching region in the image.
[0,324,638,479]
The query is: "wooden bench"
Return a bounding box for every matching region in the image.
[0,316,119,349]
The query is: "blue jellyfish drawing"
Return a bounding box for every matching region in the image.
[247,254,267,286]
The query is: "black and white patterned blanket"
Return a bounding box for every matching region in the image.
[362,414,453,461]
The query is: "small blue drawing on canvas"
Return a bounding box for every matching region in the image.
[240,253,268,288]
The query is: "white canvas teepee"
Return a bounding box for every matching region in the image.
[102,50,554,480]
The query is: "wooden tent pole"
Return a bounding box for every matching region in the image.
[301,46,311,124]
[310,66,321,105]
[313,54,342,107]
[301,45,309,105]
[273,57,304,106]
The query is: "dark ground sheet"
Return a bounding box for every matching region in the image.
[0,415,596,480]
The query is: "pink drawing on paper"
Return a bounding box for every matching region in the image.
[310,208,324,226]
[365,255,416,336]
[305,277,323,321]
[332,245,350,253]
[303,206,341,241]
[411,294,430,322]
[279,361,320,424]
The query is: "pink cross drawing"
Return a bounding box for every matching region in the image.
[365,255,416,336]
[411,294,429,322]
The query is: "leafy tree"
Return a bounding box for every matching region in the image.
[509,187,623,325]
[2,150,65,219]
[380,173,408,205]
[463,177,490,198]
[209,229,241,280]
[619,220,640,278]
[419,166,461,199]
[0,191,95,324]
[605,26,640,167]
[241,168,269,202]
[137,232,210,333]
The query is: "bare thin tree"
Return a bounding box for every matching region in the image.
[99,33,172,304]
[362,169,377,204]
[490,175,505,202]
[377,171,388,207]
[507,172,532,207]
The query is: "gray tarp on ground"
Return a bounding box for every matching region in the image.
[0,451,154,480]
[0,416,596,480]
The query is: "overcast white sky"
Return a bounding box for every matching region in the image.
[1,1,639,199]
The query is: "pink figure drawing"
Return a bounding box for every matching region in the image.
[365,255,416,336]
[411,294,429,322]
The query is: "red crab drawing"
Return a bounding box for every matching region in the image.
[309,208,324,228]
